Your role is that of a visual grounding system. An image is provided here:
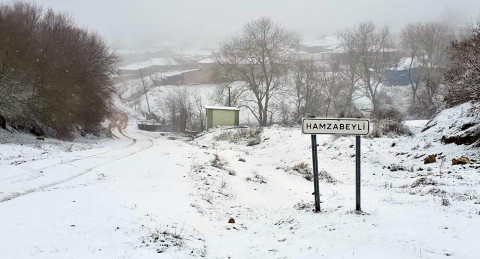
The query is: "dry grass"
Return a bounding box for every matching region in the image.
[214,128,263,146]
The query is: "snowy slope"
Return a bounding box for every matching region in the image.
[422,102,480,146]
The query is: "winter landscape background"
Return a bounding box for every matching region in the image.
[1,0,480,258]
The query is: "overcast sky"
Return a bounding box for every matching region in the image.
[5,0,480,49]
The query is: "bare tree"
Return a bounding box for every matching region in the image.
[290,59,322,121]
[400,23,422,104]
[339,21,399,117]
[357,22,398,116]
[337,29,362,117]
[215,17,298,126]
[401,22,454,116]
[165,88,189,132]
[320,60,345,117]
[211,81,247,108]
[192,90,205,130]
[416,22,454,112]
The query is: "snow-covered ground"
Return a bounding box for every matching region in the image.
[119,58,179,70]
[1,103,479,258]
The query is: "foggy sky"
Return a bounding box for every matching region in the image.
[6,0,480,50]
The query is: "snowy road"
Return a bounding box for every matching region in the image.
[1,122,480,258]
[0,125,206,258]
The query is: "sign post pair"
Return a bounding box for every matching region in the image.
[302,118,370,213]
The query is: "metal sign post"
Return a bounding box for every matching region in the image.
[355,135,361,212]
[302,118,369,213]
[311,135,320,212]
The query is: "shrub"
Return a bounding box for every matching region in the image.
[444,21,480,106]
[369,120,413,138]
[370,107,413,138]
[211,154,225,169]
[214,128,263,145]
[0,2,118,139]
[411,177,437,188]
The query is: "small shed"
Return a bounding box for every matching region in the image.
[205,106,240,131]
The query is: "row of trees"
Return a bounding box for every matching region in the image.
[0,2,117,138]
[212,17,460,126]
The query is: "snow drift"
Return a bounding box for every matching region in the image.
[422,102,480,147]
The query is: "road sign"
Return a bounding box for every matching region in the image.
[303,117,369,213]
[302,118,369,135]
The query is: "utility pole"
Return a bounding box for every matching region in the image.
[228,86,231,107]
[139,69,151,118]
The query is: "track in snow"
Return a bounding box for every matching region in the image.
[0,137,153,203]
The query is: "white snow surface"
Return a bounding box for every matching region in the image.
[120,58,179,70]
[301,36,342,50]
[204,106,240,111]
[422,102,480,143]
[1,109,480,258]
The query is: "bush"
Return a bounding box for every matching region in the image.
[211,154,225,169]
[411,177,437,188]
[369,107,413,138]
[444,21,480,106]
[369,120,413,138]
[214,128,263,145]
[0,2,118,139]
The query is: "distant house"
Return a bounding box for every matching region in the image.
[204,106,240,131]
[385,68,421,86]
[298,36,343,61]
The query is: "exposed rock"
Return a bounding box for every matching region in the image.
[452,156,470,165]
[424,155,436,164]
[228,218,235,223]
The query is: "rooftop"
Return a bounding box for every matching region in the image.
[204,106,240,111]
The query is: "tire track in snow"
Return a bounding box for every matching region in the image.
[0,139,154,203]
[0,138,137,182]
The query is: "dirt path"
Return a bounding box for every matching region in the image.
[109,109,131,139]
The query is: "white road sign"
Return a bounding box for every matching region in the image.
[302,118,370,135]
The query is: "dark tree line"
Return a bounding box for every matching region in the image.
[0,2,117,139]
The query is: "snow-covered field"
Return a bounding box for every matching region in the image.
[1,103,480,258]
